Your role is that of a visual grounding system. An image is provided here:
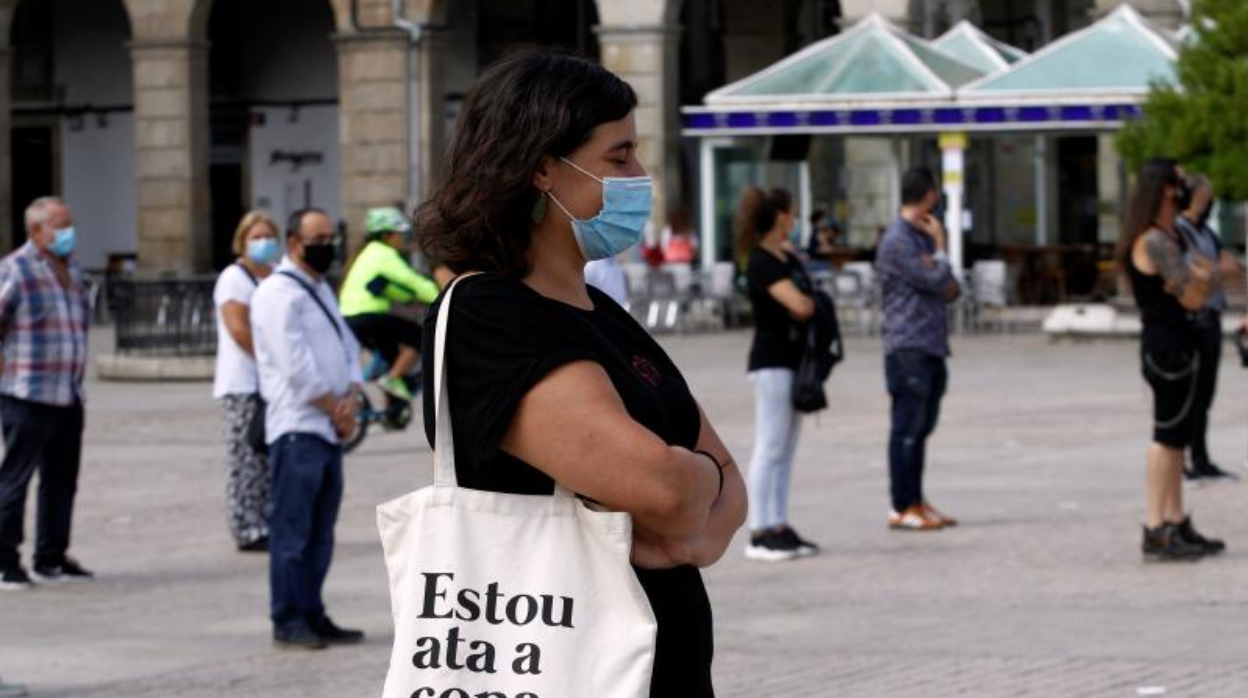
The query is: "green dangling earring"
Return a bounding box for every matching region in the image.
[531,193,548,224]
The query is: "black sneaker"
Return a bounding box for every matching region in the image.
[744,530,800,562]
[1176,516,1225,555]
[0,567,33,591]
[237,537,269,553]
[1142,524,1205,562]
[1191,462,1239,481]
[273,624,327,650]
[775,526,820,557]
[312,616,365,645]
[32,558,93,583]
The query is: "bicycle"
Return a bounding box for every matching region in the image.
[342,350,422,454]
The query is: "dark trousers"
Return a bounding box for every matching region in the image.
[886,350,948,513]
[269,433,343,632]
[0,396,84,570]
[1189,318,1222,467]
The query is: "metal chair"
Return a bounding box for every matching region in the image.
[971,260,1011,333]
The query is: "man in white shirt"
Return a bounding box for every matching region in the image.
[584,255,629,306]
[251,208,363,650]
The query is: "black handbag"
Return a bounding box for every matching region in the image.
[791,291,844,414]
[246,396,268,455]
[792,327,829,413]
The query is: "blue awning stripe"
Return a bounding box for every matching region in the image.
[682,103,1144,135]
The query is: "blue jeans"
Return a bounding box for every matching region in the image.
[269,433,343,633]
[747,368,802,531]
[885,350,947,513]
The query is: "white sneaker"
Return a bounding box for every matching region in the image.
[744,530,801,562]
[0,567,33,591]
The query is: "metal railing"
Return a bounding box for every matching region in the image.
[109,276,217,356]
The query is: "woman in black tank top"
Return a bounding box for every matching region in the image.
[1116,159,1223,561]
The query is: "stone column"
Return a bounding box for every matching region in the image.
[1097,133,1123,245]
[596,25,682,233]
[130,39,211,272]
[334,29,411,243]
[839,0,909,26]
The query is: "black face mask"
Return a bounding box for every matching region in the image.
[302,243,336,274]
[1175,181,1194,213]
[1196,205,1213,229]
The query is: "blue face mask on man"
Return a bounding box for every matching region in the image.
[546,157,652,261]
[49,226,75,258]
[247,237,279,266]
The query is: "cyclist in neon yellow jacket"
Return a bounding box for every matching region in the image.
[340,207,439,402]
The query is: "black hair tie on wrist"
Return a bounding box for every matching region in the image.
[694,449,725,497]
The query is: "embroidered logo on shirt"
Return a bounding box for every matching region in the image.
[631,356,663,387]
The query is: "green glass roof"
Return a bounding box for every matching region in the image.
[932,21,1028,74]
[706,13,985,104]
[962,5,1177,96]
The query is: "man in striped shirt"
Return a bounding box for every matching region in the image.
[0,197,92,590]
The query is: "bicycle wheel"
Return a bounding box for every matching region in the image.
[342,390,372,454]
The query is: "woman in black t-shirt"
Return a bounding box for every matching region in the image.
[1117,159,1223,561]
[734,186,819,562]
[416,51,747,697]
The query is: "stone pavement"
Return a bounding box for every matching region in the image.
[3,331,1248,697]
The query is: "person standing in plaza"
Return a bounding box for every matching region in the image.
[213,211,280,553]
[1174,174,1240,482]
[584,253,630,306]
[418,50,746,696]
[1119,159,1224,561]
[735,185,820,561]
[250,208,365,649]
[875,168,961,532]
[0,197,93,590]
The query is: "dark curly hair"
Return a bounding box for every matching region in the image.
[417,50,638,277]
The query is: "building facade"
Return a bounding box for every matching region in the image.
[0,0,1186,272]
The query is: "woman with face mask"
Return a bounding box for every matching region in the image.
[734,187,819,561]
[417,51,746,696]
[212,211,280,552]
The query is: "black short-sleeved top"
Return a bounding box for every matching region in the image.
[422,273,715,698]
[746,247,811,371]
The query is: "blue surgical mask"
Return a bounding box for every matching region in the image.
[49,227,75,258]
[247,237,279,266]
[547,157,652,262]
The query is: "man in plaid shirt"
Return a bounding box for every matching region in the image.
[0,197,92,590]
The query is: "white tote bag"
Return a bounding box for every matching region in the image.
[378,276,657,698]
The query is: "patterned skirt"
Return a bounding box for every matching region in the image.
[220,393,271,546]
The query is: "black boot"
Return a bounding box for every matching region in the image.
[1176,516,1225,555]
[1142,523,1205,561]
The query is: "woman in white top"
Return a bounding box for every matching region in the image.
[213,211,280,552]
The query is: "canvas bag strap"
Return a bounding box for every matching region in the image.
[433,273,575,502]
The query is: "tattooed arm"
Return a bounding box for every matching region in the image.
[1139,229,1215,311]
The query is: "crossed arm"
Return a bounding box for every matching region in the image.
[501,361,747,569]
[1138,229,1216,311]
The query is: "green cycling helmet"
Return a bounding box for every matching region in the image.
[365,206,412,238]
